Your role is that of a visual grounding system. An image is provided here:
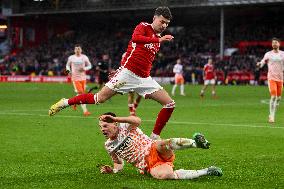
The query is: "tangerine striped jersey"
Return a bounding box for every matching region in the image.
[260,50,284,82]
[104,123,153,173]
[173,64,183,75]
[66,54,92,81]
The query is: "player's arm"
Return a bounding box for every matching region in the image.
[173,65,177,74]
[84,56,92,71]
[257,53,268,68]
[213,67,217,80]
[203,66,206,80]
[132,23,174,43]
[66,57,71,74]
[99,114,141,127]
[132,24,159,43]
[101,153,124,174]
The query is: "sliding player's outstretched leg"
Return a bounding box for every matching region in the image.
[49,86,116,116]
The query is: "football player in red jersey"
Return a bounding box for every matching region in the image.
[200,58,217,98]
[49,7,175,140]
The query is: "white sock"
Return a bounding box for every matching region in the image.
[174,168,208,179]
[269,96,276,118]
[172,84,177,95]
[166,138,197,150]
[150,133,161,140]
[276,96,281,106]
[212,91,216,96]
[63,99,69,106]
[128,104,134,108]
[273,97,278,117]
[80,104,88,113]
[180,84,185,95]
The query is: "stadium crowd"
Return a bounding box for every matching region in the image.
[1,21,281,85]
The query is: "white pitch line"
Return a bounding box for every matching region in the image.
[0,102,265,113]
[260,99,270,105]
[0,112,283,129]
[143,120,283,129]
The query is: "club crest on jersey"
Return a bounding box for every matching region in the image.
[144,43,160,54]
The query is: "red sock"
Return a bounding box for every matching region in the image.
[134,102,138,109]
[68,93,98,105]
[153,107,174,135]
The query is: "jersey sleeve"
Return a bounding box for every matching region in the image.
[203,65,207,74]
[83,55,92,71]
[173,65,177,73]
[260,52,269,66]
[110,152,124,164]
[132,23,159,44]
[66,56,71,72]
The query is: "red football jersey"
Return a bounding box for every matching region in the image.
[204,63,215,80]
[121,22,160,78]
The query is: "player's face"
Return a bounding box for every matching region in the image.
[152,15,170,33]
[272,40,280,50]
[102,54,109,61]
[99,121,118,139]
[208,59,213,64]
[74,47,82,55]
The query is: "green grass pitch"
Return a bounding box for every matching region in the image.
[0,83,283,189]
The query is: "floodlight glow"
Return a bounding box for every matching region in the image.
[0,25,7,29]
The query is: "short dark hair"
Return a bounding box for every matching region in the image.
[101,112,116,123]
[154,6,172,20]
[74,44,81,48]
[272,37,281,42]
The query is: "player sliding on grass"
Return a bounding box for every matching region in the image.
[257,37,284,123]
[99,112,223,180]
[49,7,175,140]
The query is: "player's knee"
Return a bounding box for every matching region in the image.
[98,95,106,103]
[163,100,175,108]
[152,171,174,180]
[271,96,276,100]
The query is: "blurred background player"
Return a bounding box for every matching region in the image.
[171,58,185,96]
[66,44,92,116]
[200,58,217,98]
[96,54,111,89]
[99,112,222,179]
[257,37,284,123]
[128,91,142,116]
[49,7,175,140]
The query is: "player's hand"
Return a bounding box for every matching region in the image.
[65,70,70,75]
[159,35,174,42]
[100,165,113,174]
[99,115,117,123]
[256,62,261,67]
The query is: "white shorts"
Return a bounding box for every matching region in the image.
[204,79,216,85]
[105,68,163,98]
